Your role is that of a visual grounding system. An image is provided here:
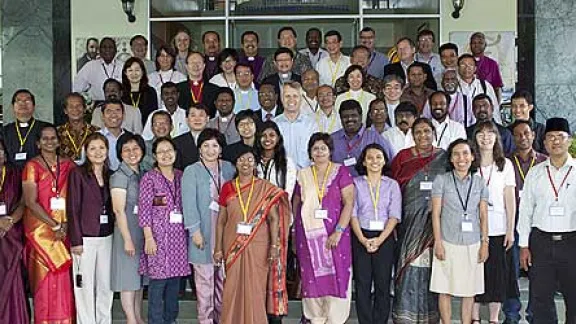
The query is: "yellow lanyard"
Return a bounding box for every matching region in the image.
[367,176,381,218]
[346,90,365,103]
[0,166,6,195]
[235,176,255,223]
[15,119,36,151]
[65,124,89,157]
[329,59,341,85]
[130,92,141,107]
[316,110,337,134]
[312,162,332,205]
[514,155,536,182]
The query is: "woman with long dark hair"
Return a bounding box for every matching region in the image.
[121,57,158,125]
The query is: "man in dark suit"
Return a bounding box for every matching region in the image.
[262,47,301,109]
[173,103,210,170]
[254,82,283,127]
[176,51,219,118]
[383,37,437,90]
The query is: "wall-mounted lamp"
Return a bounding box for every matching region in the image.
[121,0,136,23]
[451,0,465,19]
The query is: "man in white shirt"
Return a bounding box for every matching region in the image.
[142,82,189,140]
[300,69,320,115]
[457,53,501,124]
[358,27,388,79]
[130,35,155,74]
[316,30,350,87]
[299,28,328,68]
[428,91,466,150]
[382,102,416,153]
[315,85,342,134]
[74,37,123,102]
[233,63,259,113]
[274,81,317,169]
[416,30,444,86]
[98,99,127,171]
[518,117,576,323]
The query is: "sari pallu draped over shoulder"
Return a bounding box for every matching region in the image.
[221,178,290,318]
[391,148,447,324]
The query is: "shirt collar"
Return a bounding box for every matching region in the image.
[342,125,366,140]
[545,155,576,169]
[119,161,138,177]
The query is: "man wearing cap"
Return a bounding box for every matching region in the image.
[519,117,576,323]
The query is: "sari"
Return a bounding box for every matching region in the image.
[390,148,447,324]
[23,158,76,324]
[218,177,290,324]
[0,167,29,324]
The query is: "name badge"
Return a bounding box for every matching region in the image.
[343,157,357,167]
[487,204,495,211]
[169,210,183,223]
[133,205,138,214]
[100,215,109,224]
[420,181,433,191]
[74,160,83,165]
[236,222,253,235]
[461,220,473,232]
[50,197,66,211]
[369,220,385,231]
[518,190,523,199]
[0,202,6,216]
[314,209,328,219]
[550,205,565,217]
[15,153,27,161]
[209,201,220,212]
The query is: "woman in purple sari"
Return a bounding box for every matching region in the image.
[0,138,29,323]
[293,133,355,323]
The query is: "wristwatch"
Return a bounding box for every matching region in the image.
[335,224,346,233]
[481,236,489,243]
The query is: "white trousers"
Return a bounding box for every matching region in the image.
[302,275,352,324]
[72,235,114,324]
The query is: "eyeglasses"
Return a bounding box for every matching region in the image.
[236,71,252,77]
[476,132,496,139]
[237,156,254,163]
[237,120,255,128]
[546,133,570,142]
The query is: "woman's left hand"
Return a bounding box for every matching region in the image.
[325,232,342,250]
[478,243,489,263]
[504,232,515,251]
[269,245,280,262]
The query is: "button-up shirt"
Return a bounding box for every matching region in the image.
[316,54,351,87]
[91,103,143,135]
[431,117,467,150]
[300,94,319,115]
[399,87,435,115]
[518,157,576,247]
[366,50,389,80]
[142,105,189,141]
[274,113,317,169]
[352,175,402,230]
[331,126,396,177]
[73,58,123,101]
[57,122,100,163]
[314,109,342,134]
[234,87,260,113]
[382,127,415,154]
[508,150,547,210]
[416,52,443,85]
[334,89,377,123]
[459,77,501,124]
[299,47,329,68]
[475,55,504,89]
[98,127,126,171]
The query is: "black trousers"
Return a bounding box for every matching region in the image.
[529,228,576,324]
[352,229,395,324]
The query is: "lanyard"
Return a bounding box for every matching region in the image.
[130,92,141,108]
[102,62,116,79]
[328,59,341,85]
[15,119,36,151]
[302,95,319,113]
[158,170,180,210]
[346,131,365,155]
[261,159,274,181]
[217,116,234,135]
[312,162,332,205]
[452,171,474,216]
[0,166,6,196]
[479,164,494,186]
[346,90,365,103]
[366,176,381,218]
[546,165,572,201]
[65,123,90,157]
[448,93,460,117]
[190,81,204,103]
[514,154,536,183]
[235,176,255,222]
[201,160,221,194]
[159,70,174,84]
[40,154,61,195]
[436,123,449,146]
[316,110,337,134]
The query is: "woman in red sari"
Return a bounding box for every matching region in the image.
[22,125,76,323]
[0,138,29,324]
[214,144,290,324]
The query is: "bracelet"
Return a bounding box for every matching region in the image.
[335,224,346,233]
[481,236,490,243]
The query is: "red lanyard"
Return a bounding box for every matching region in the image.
[346,130,365,154]
[448,94,460,116]
[546,165,573,201]
[479,164,494,186]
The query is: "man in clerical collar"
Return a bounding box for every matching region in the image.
[428,91,467,150]
[176,51,219,117]
[359,27,389,79]
[74,37,122,102]
[233,63,259,114]
[142,82,189,141]
[470,32,504,104]
[77,37,98,72]
[466,94,515,155]
[202,31,221,80]
[299,28,328,68]
[130,34,155,74]
[415,29,443,85]
[509,90,546,154]
[207,87,241,144]
[300,69,320,115]
[399,62,435,115]
[57,92,99,164]
[382,102,417,154]
[384,37,437,91]
[316,30,350,87]
[334,45,385,101]
[3,89,50,168]
[259,27,313,81]
[98,99,129,171]
[262,48,302,109]
[238,31,265,81]
[173,103,210,170]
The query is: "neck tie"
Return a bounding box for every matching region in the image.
[266,113,273,121]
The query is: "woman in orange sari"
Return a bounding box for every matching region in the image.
[214,144,290,324]
[22,125,76,323]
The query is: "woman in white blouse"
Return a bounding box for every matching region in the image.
[209,48,239,90]
[148,46,186,104]
[471,120,517,324]
[335,65,376,124]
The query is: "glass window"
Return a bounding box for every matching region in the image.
[363,18,440,54]
[362,0,439,14]
[231,0,359,16]
[151,0,224,18]
[151,21,226,53]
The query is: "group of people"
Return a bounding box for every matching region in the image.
[1,25,574,324]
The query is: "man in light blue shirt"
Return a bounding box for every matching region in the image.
[98,99,129,171]
[233,63,259,113]
[359,27,389,79]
